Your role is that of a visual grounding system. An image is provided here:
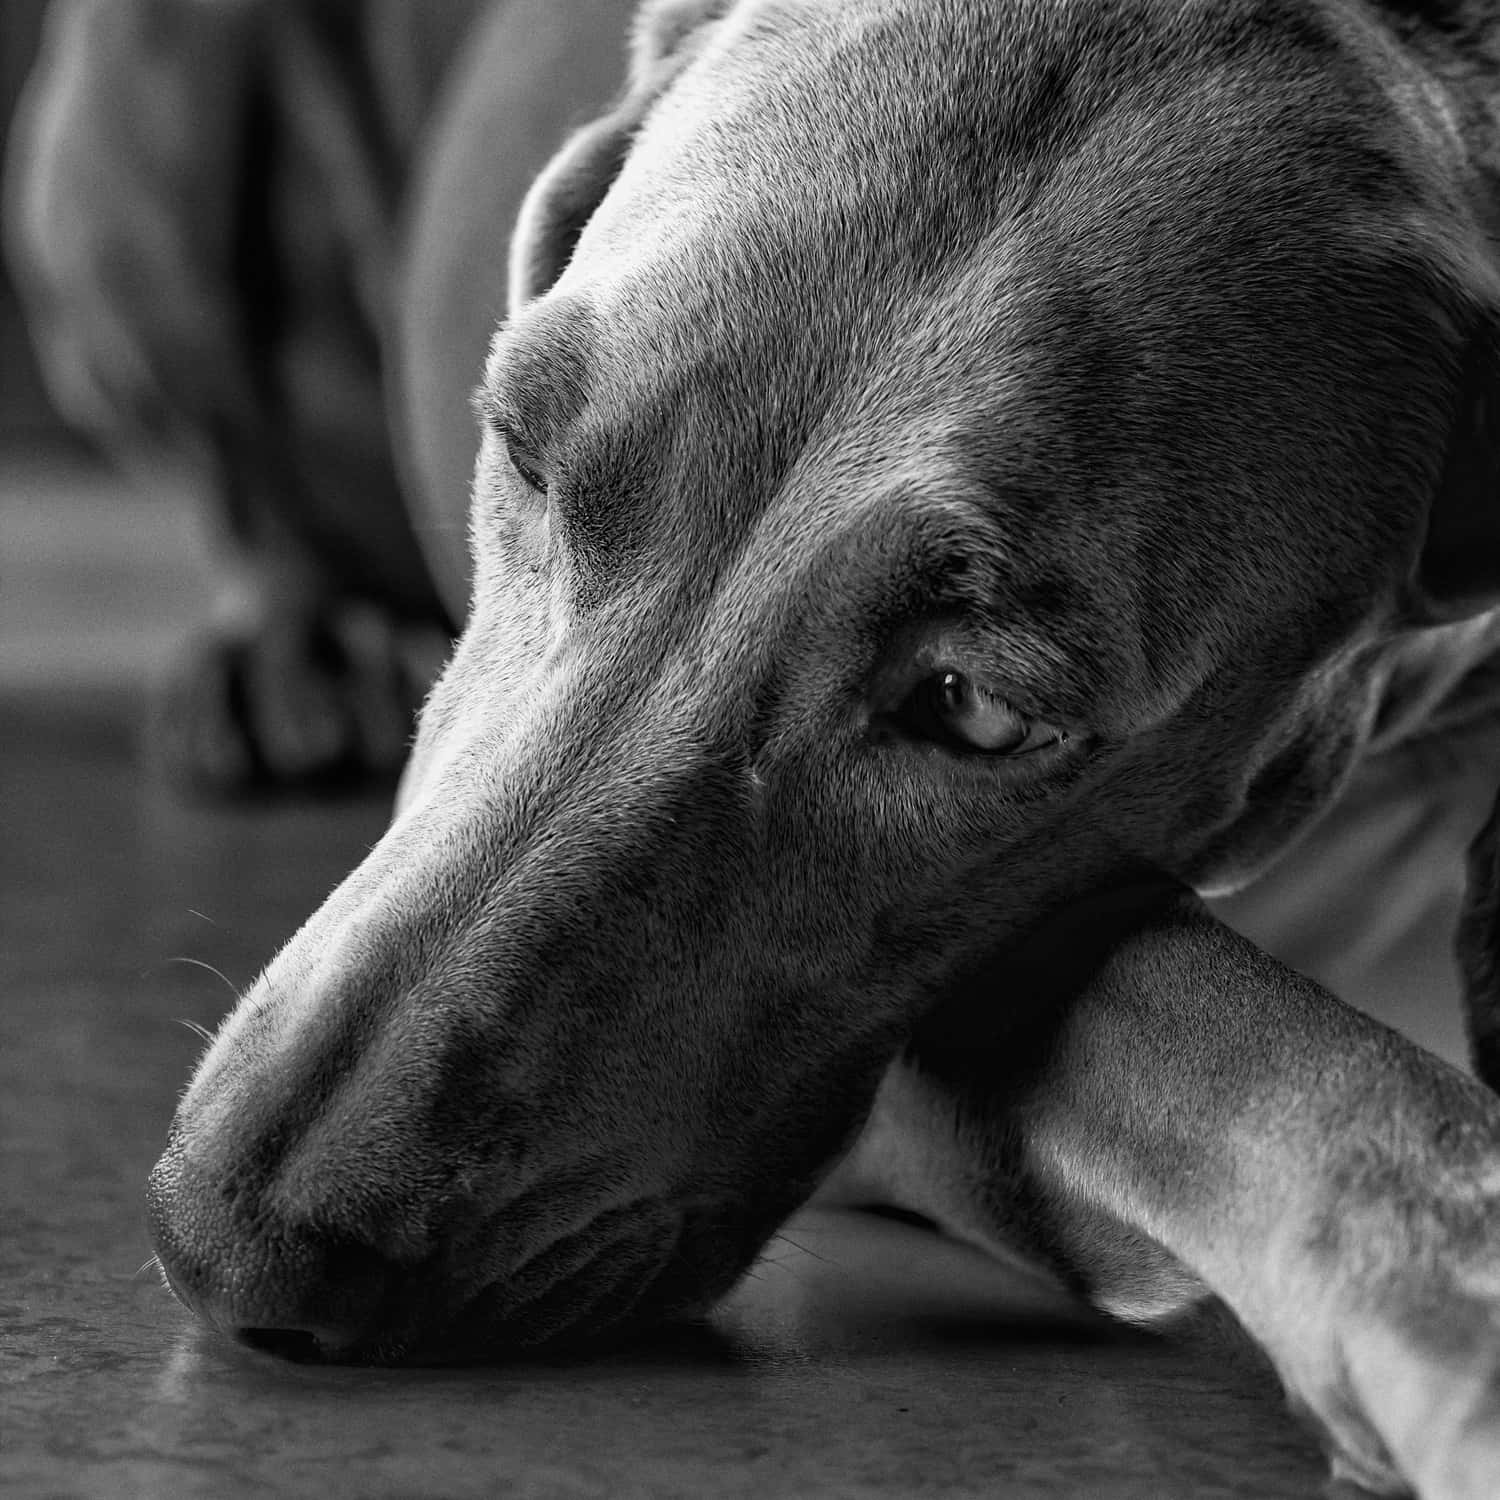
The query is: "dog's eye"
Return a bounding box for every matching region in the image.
[900,671,1067,756]
[501,427,548,494]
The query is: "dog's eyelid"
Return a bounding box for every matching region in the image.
[894,626,1077,729]
[504,433,549,495]
[473,390,551,495]
[939,673,1071,750]
[472,387,531,444]
[963,676,1059,731]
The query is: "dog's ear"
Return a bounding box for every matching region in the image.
[1407,304,1500,621]
[1368,2,1500,618]
[507,0,731,313]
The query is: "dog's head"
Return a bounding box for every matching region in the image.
[149,0,1500,1361]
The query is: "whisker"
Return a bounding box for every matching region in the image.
[135,1254,163,1280]
[164,955,240,998]
[186,907,219,926]
[746,1251,811,1287]
[175,1017,215,1044]
[770,1231,833,1265]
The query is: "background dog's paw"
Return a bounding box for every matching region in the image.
[146,603,451,798]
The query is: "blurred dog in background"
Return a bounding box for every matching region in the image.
[6,0,493,791]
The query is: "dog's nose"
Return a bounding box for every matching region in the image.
[152,1222,403,1362]
[146,1143,708,1361]
[146,1147,413,1361]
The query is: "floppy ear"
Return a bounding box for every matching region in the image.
[1371,0,1500,619]
[507,0,730,313]
[1409,307,1500,620]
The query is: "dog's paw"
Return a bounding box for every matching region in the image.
[1285,1358,1419,1499]
[1304,1308,1500,1500]
[1275,1211,1500,1500]
[146,602,451,797]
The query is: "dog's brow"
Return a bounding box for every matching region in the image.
[481,305,596,443]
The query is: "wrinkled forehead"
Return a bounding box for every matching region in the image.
[553,0,1461,450]
[515,0,1469,683]
[566,23,1434,406]
[572,0,1440,293]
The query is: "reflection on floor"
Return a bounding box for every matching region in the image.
[3,453,1334,1498]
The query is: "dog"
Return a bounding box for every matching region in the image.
[4,0,480,790]
[12,0,1500,1495]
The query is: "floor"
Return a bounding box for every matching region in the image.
[0,450,1387,1499]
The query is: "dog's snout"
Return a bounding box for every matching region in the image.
[147,1148,409,1360]
[147,1124,744,1362]
[144,654,851,1363]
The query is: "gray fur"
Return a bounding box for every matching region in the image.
[149,2,1500,1492]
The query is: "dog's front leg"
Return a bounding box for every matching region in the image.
[835,885,1500,1499]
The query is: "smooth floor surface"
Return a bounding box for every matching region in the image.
[0,456,1377,1498]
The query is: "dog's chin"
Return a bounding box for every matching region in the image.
[159,1198,781,1368]
[223,1270,728,1368]
[377,1272,741,1369]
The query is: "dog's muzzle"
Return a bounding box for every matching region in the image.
[146,1135,772,1362]
[142,622,919,1364]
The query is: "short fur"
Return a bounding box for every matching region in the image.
[23,1,1500,1495]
